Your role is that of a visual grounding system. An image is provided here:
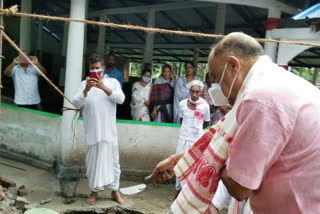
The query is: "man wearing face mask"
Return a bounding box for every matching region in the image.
[148,32,320,214]
[72,54,125,205]
[172,80,210,199]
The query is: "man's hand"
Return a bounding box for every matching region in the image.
[146,153,185,183]
[144,100,150,107]
[13,57,20,65]
[151,107,157,119]
[89,77,105,90]
[219,105,232,114]
[147,157,175,183]
[83,79,96,97]
[31,56,39,65]
[89,77,113,96]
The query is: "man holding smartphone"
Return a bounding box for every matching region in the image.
[4,51,46,110]
[72,54,125,205]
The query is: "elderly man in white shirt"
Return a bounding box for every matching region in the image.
[72,54,125,205]
[4,51,46,110]
[172,80,210,199]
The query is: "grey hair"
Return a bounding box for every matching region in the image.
[211,32,264,60]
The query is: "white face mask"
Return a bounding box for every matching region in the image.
[208,63,237,106]
[142,76,151,83]
[89,68,103,73]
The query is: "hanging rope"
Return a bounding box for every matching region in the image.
[0,5,320,48]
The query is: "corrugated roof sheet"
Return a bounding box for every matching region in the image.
[292,3,320,20]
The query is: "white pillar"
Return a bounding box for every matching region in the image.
[264,8,281,62]
[143,9,155,69]
[19,0,32,52]
[193,48,200,75]
[82,0,89,79]
[62,23,69,57]
[215,3,226,34]
[36,20,43,61]
[59,22,69,86]
[96,16,106,56]
[60,0,86,164]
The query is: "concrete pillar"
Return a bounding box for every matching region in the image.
[36,20,43,61]
[105,43,110,55]
[82,0,89,79]
[215,3,226,34]
[178,62,183,77]
[96,16,106,56]
[143,9,155,70]
[59,22,69,86]
[193,48,200,75]
[59,0,86,197]
[312,68,319,85]
[19,0,32,52]
[264,8,281,62]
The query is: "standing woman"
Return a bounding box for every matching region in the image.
[173,61,198,123]
[130,69,152,121]
[150,64,175,123]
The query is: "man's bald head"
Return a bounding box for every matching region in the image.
[208,32,264,106]
[210,32,263,61]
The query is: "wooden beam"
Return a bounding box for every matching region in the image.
[88,1,216,17]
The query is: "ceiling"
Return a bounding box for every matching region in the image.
[4,0,320,67]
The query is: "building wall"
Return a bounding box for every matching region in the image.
[0,103,180,175]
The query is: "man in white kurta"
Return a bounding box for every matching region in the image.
[72,55,125,205]
[174,80,210,196]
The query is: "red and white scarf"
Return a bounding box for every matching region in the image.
[171,56,271,214]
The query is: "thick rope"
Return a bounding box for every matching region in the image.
[1,5,320,48]
[0,28,77,109]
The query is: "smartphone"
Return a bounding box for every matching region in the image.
[89,72,102,80]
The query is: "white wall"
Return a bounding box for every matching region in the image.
[0,104,179,175]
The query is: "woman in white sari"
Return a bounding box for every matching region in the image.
[130,69,152,121]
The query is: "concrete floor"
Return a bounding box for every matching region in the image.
[0,157,175,213]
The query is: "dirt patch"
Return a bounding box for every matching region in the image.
[64,206,144,214]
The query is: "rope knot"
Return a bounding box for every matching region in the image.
[2,5,18,15]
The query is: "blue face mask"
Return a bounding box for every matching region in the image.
[142,76,151,83]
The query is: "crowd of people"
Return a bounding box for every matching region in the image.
[130,61,231,126]
[4,32,320,214]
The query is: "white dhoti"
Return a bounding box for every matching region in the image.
[86,141,120,192]
[175,138,196,191]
